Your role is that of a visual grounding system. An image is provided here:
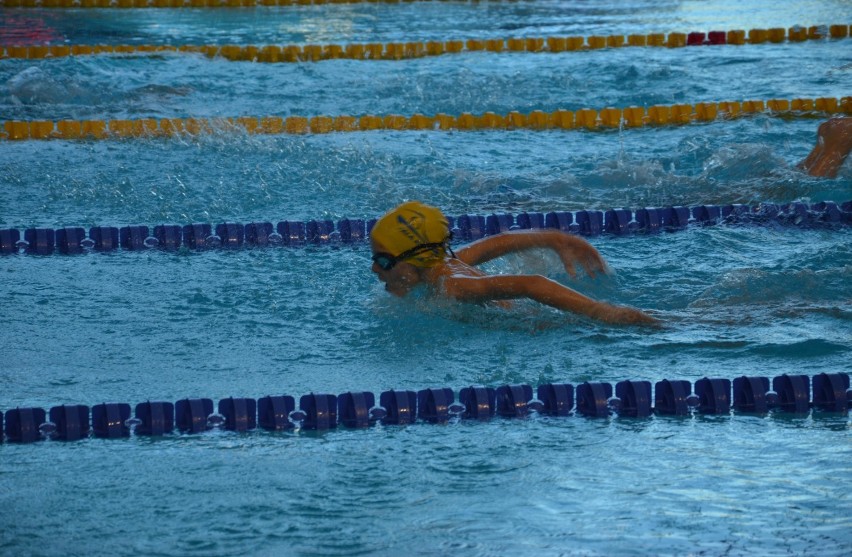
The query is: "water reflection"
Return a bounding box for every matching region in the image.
[0,12,63,45]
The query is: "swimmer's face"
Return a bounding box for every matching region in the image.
[370,238,422,297]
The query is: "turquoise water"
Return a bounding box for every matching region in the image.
[1,2,852,556]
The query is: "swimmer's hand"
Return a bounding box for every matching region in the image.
[554,234,609,279]
[593,304,661,326]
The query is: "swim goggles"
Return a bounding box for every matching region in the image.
[371,242,448,271]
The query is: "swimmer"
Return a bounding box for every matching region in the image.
[798,117,852,178]
[369,119,852,326]
[370,201,658,326]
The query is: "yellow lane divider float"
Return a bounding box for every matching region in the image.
[2,26,851,62]
[3,98,851,141]
[0,0,482,6]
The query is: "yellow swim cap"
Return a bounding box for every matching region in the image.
[370,201,450,268]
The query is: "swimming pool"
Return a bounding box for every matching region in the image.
[1,1,851,555]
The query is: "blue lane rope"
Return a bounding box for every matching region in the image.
[2,373,849,442]
[2,201,850,256]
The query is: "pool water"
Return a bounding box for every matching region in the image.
[1,2,851,556]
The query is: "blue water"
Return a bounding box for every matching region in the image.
[1,2,851,556]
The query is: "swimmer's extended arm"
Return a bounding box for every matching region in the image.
[441,274,658,326]
[797,118,852,178]
[455,229,608,278]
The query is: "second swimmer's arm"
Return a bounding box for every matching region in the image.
[797,118,852,178]
[442,274,658,325]
[455,230,608,278]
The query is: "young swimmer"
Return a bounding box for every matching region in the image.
[370,201,658,326]
[369,118,852,325]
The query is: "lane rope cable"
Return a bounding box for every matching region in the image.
[2,96,851,141]
[0,0,526,7]
[2,201,850,256]
[3,25,851,62]
[1,373,849,443]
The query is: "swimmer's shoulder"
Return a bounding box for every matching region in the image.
[437,257,486,278]
[423,258,485,295]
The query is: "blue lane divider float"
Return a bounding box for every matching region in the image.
[1,373,848,444]
[1,201,850,256]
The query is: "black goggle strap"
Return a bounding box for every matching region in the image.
[393,241,447,264]
[374,239,454,269]
[446,231,457,259]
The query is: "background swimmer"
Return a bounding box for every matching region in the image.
[797,117,852,178]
